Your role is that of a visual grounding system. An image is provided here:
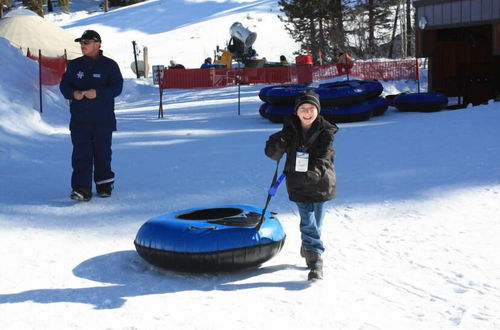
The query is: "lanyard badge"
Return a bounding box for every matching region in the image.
[295,151,309,172]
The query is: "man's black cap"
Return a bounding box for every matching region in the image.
[75,30,101,43]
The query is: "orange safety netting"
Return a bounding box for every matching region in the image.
[161,66,294,89]
[161,59,418,89]
[349,60,418,81]
[27,49,67,86]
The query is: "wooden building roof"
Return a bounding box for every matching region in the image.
[414,0,500,29]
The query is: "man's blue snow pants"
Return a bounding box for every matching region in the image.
[70,125,114,190]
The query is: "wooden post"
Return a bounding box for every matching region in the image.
[143,46,149,78]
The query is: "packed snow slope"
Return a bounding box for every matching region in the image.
[1,1,500,329]
[47,0,299,77]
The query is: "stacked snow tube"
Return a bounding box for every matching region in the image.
[367,96,389,116]
[393,92,448,112]
[317,79,386,122]
[258,83,312,123]
[134,204,286,272]
[318,79,384,101]
[258,80,387,124]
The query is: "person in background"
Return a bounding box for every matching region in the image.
[264,90,338,281]
[169,60,185,69]
[337,51,353,74]
[200,57,213,68]
[279,55,289,66]
[59,30,123,202]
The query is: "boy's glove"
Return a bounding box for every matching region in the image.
[306,170,320,183]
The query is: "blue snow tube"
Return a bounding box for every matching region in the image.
[263,103,294,123]
[134,204,286,272]
[314,84,366,107]
[265,84,312,105]
[259,84,306,103]
[318,79,384,101]
[259,86,274,103]
[394,92,448,112]
[264,101,376,124]
[367,96,389,116]
[259,103,269,119]
[321,100,374,123]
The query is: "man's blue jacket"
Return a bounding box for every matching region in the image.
[60,52,123,131]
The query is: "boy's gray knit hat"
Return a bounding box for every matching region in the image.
[294,90,321,113]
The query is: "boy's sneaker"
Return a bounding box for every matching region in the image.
[96,183,113,198]
[70,186,92,202]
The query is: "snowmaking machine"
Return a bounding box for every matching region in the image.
[214,22,265,68]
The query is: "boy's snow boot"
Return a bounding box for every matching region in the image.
[96,183,113,198]
[305,251,323,281]
[301,246,322,270]
[70,186,92,202]
[300,245,314,269]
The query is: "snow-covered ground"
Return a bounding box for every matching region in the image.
[1,1,500,329]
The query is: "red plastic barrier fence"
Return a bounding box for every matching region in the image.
[349,60,418,81]
[162,66,294,88]
[27,49,67,86]
[161,59,418,90]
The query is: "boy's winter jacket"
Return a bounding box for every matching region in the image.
[265,115,338,203]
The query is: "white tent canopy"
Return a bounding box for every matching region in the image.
[0,15,82,59]
[4,8,39,17]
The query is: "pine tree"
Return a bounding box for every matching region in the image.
[406,0,413,57]
[326,0,345,57]
[279,0,346,64]
[279,0,413,61]
[58,0,70,13]
[1,0,13,18]
[23,0,44,16]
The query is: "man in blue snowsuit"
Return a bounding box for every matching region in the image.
[60,30,123,201]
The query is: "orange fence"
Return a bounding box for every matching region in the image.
[27,49,67,86]
[161,66,294,89]
[157,59,418,118]
[348,60,418,81]
[160,59,418,90]
[27,50,68,113]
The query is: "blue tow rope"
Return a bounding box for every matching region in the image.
[255,160,285,231]
[268,173,285,196]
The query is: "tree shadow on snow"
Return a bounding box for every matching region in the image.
[0,251,309,310]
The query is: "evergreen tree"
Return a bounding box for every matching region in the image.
[326,0,346,57]
[406,0,413,57]
[1,0,13,18]
[279,0,346,64]
[23,0,44,16]
[58,0,70,13]
[352,0,397,58]
[280,0,413,61]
